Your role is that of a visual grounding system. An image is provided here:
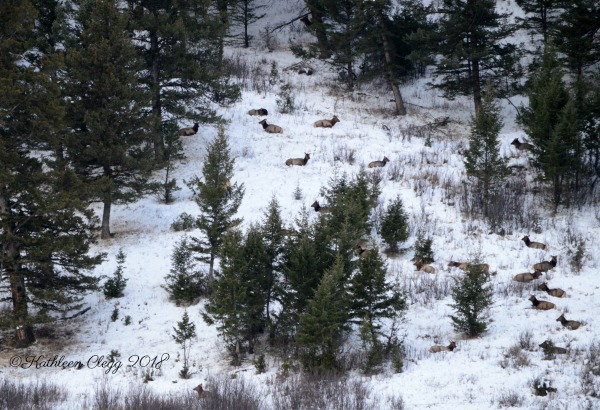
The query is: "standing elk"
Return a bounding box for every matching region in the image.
[537,282,566,298]
[556,313,582,330]
[179,122,199,136]
[429,341,457,353]
[522,235,548,251]
[285,153,310,166]
[311,200,330,213]
[259,119,283,133]
[313,115,340,128]
[368,156,390,168]
[511,138,534,152]
[528,295,556,310]
[193,384,211,399]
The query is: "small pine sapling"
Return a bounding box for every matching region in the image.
[172,311,196,379]
[104,249,128,299]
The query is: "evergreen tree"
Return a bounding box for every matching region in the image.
[103,249,128,299]
[124,0,239,161]
[463,87,509,222]
[413,231,434,264]
[172,311,196,378]
[519,47,583,208]
[164,237,206,304]
[515,0,563,44]
[187,127,244,287]
[64,0,157,239]
[296,257,350,372]
[1,0,104,347]
[431,0,521,116]
[230,0,266,48]
[380,195,409,254]
[449,260,494,337]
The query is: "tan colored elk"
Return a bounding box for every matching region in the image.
[193,384,211,399]
[448,261,490,276]
[556,313,582,330]
[533,256,557,273]
[429,341,457,353]
[511,138,534,152]
[313,115,340,128]
[368,156,390,168]
[528,295,556,310]
[310,200,330,213]
[537,282,566,298]
[247,108,268,116]
[354,244,372,258]
[539,340,567,354]
[522,235,548,251]
[285,153,310,166]
[259,119,283,133]
[414,259,436,274]
[179,122,199,136]
[513,271,543,282]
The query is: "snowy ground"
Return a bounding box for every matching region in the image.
[2,1,600,409]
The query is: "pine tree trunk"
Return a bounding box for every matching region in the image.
[378,17,406,116]
[472,58,482,117]
[150,30,164,163]
[101,199,112,239]
[306,0,330,58]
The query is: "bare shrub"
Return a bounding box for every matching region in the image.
[495,279,537,298]
[334,144,356,165]
[398,274,453,306]
[199,374,264,410]
[562,229,587,274]
[0,379,68,410]
[580,342,600,397]
[500,344,531,369]
[495,389,525,408]
[518,330,535,350]
[388,162,403,182]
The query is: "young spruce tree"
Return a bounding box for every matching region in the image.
[380,195,409,254]
[164,237,205,304]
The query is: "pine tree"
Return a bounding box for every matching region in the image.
[230,0,266,48]
[124,0,240,161]
[172,311,196,378]
[103,249,128,299]
[187,127,244,288]
[64,0,157,239]
[515,0,563,44]
[164,237,205,304]
[1,0,104,348]
[431,0,521,116]
[463,87,509,222]
[413,231,434,264]
[296,257,350,372]
[380,195,409,254]
[449,259,494,337]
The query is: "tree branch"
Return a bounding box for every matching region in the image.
[269,13,311,33]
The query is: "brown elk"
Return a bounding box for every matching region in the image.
[354,244,372,258]
[448,261,490,276]
[313,115,340,128]
[521,235,548,251]
[513,271,543,283]
[537,282,566,298]
[247,108,268,116]
[179,122,199,136]
[285,153,310,166]
[533,256,557,273]
[429,341,457,353]
[414,259,436,274]
[528,295,556,310]
[259,119,283,133]
[368,156,390,168]
[193,384,211,399]
[311,200,330,213]
[300,14,312,27]
[556,313,582,330]
[539,340,567,354]
[511,138,534,152]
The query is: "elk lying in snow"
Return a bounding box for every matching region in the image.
[248,108,268,116]
[522,235,548,251]
[533,256,557,273]
[179,122,199,136]
[311,200,330,213]
[529,295,556,310]
[511,138,534,152]
[556,313,582,330]
[313,115,340,128]
[539,340,568,354]
[414,259,436,274]
[448,261,490,276]
[429,341,457,353]
[537,282,566,298]
[513,271,543,282]
[354,244,372,258]
[285,153,310,166]
[368,156,390,168]
[193,384,211,399]
[259,119,283,133]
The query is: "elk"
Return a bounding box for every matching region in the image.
[429,341,457,353]
[354,244,372,258]
[368,156,390,168]
[285,153,310,166]
[522,235,548,251]
[528,295,556,310]
[313,115,340,128]
[414,259,436,274]
[448,261,490,276]
[511,138,534,152]
[247,108,268,116]
[533,256,557,273]
[537,282,566,298]
[179,122,199,136]
[311,200,330,213]
[193,384,211,399]
[513,271,543,282]
[539,340,567,354]
[259,119,283,133]
[300,14,312,27]
[556,313,582,330]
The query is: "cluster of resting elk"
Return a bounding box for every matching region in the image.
[426,235,583,356]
